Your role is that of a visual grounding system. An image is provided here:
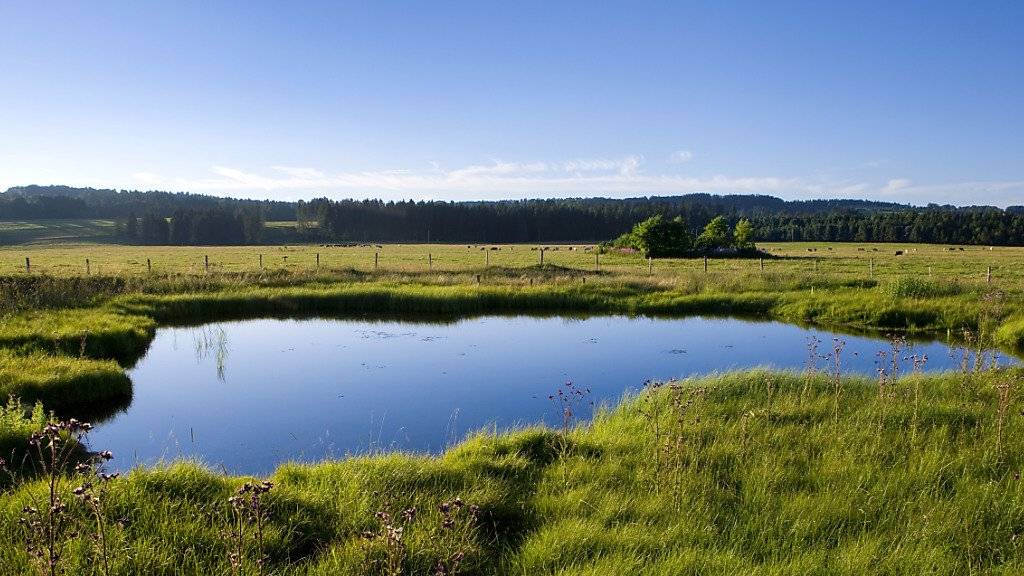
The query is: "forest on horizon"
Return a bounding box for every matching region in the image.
[2,184,1024,246]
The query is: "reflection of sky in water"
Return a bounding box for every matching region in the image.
[88,316,1014,475]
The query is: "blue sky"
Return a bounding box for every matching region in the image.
[1,1,1022,205]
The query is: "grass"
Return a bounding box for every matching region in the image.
[0,272,1005,367]
[0,220,119,246]
[0,351,131,418]
[0,369,1021,574]
[0,399,47,483]
[0,308,155,362]
[0,241,1023,574]
[0,242,1019,409]
[0,241,1023,282]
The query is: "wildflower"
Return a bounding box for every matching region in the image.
[389,526,403,539]
[401,507,416,523]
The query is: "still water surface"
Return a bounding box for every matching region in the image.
[89,315,1006,474]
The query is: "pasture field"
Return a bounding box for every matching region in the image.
[0,240,1022,574]
[0,219,119,246]
[1,240,1023,286]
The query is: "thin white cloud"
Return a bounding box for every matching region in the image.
[560,156,639,174]
[131,172,161,185]
[882,178,912,193]
[131,157,805,200]
[876,180,1024,206]
[448,161,549,179]
[272,166,327,180]
[669,150,693,164]
[617,155,641,176]
[119,156,1024,207]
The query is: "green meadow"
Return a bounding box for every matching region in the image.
[0,220,120,246]
[1,238,1023,284]
[0,241,1022,574]
[1,370,1021,574]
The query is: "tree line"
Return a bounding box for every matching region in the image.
[0,185,293,220]
[753,209,1024,246]
[120,208,264,245]
[3,185,1024,246]
[299,198,1024,246]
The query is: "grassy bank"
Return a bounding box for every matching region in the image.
[0,250,1019,420]
[0,242,1021,573]
[1,369,1021,574]
[0,351,131,417]
[1,271,1015,361]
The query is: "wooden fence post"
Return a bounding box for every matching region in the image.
[85,258,90,276]
[25,257,30,274]
[485,250,490,266]
[147,258,152,274]
[428,253,432,271]
[703,256,708,273]
[374,252,379,271]
[987,266,992,284]
[814,258,819,272]
[595,252,600,272]
[759,257,764,272]
[316,252,320,270]
[869,258,874,277]
[648,257,653,275]
[540,249,544,266]
[204,255,209,273]
[258,253,263,269]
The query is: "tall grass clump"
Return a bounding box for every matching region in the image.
[881,276,965,298]
[0,399,47,483]
[0,351,131,418]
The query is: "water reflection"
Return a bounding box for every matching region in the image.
[192,326,229,381]
[88,315,1015,475]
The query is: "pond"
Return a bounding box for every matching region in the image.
[88,315,1009,474]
